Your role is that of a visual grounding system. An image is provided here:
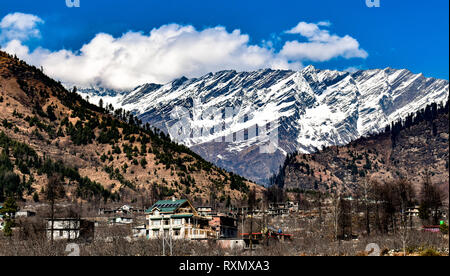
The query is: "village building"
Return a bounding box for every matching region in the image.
[98,205,145,215]
[405,206,420,218]
[132,224,147,238]
[268,203,290,217]
[196,206,213,219]
[108,216,134,225]
[16,210,36,218]
[209,214,238,239]
[287,201,300,212]
[146,198,215,240]
[231,206,266,218]
[46,218,95,242]
[231,206,250,216]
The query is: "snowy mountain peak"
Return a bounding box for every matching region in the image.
[77,67,449,185]
[302,64,317,73]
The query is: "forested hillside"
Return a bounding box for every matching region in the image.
[0,51,263,206]
[272,101,449,195]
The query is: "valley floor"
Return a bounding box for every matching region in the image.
[1,210,448,256]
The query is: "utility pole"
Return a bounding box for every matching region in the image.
[248,187,256,255]
[250,208,253,255]
[241,209,244,239]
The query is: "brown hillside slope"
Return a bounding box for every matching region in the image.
[0,51,264,205]
[278,104,449,195]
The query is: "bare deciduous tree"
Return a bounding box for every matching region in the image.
[46,175,65,243]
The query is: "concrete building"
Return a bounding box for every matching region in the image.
[268,203,290,216]
[99,205,145,215]
[132,224,147,238]
[197,206,213,219]
[406,206,420,218]
[209,214,238,239]
[16,210,36,218]
[287,201,300,212]
[108,216,133,225]
[46,218,95,242]
[231,206,266,218]
[146,198,215,240]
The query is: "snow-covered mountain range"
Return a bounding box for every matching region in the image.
[77,66,449,185]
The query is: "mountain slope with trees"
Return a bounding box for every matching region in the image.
[272,100,449,195]
[0,51,263,207]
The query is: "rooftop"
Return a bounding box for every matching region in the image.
[146,199,187,213]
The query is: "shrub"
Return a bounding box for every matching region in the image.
[420,248,441,256]
[140,158,148,168]
[440,222,448,235]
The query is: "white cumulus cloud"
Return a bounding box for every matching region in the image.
[0,12,44,42]
[0,13,368,90]
[282,21,368,62]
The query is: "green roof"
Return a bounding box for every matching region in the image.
[146,199,187,213]
[171,214,193,218]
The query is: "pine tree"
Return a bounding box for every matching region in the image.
[33,192,39,202]
[0,197,18,237]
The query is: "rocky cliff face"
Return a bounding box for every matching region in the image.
[78,66,449,185]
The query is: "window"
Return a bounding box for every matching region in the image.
[174,230,180,236]
[173,218,182,225]
[152,220,161,226]
[153,230,159,237]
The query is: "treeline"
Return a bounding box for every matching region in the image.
[341,175,446,237]
[384,100,449,145]
[269,99,449,190]
[60,86,219,177]
[269,151,298,188]
[0,131,118,203]
[2,50,252,196]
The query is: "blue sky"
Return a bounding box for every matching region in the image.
[0,0,448,89]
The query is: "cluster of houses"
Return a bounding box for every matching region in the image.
[38,198,240,243]
[40,198,303,243]
[1,199,301,241]
[0,205,33,231]
[231,201,300,218]
[0,197,300,252]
